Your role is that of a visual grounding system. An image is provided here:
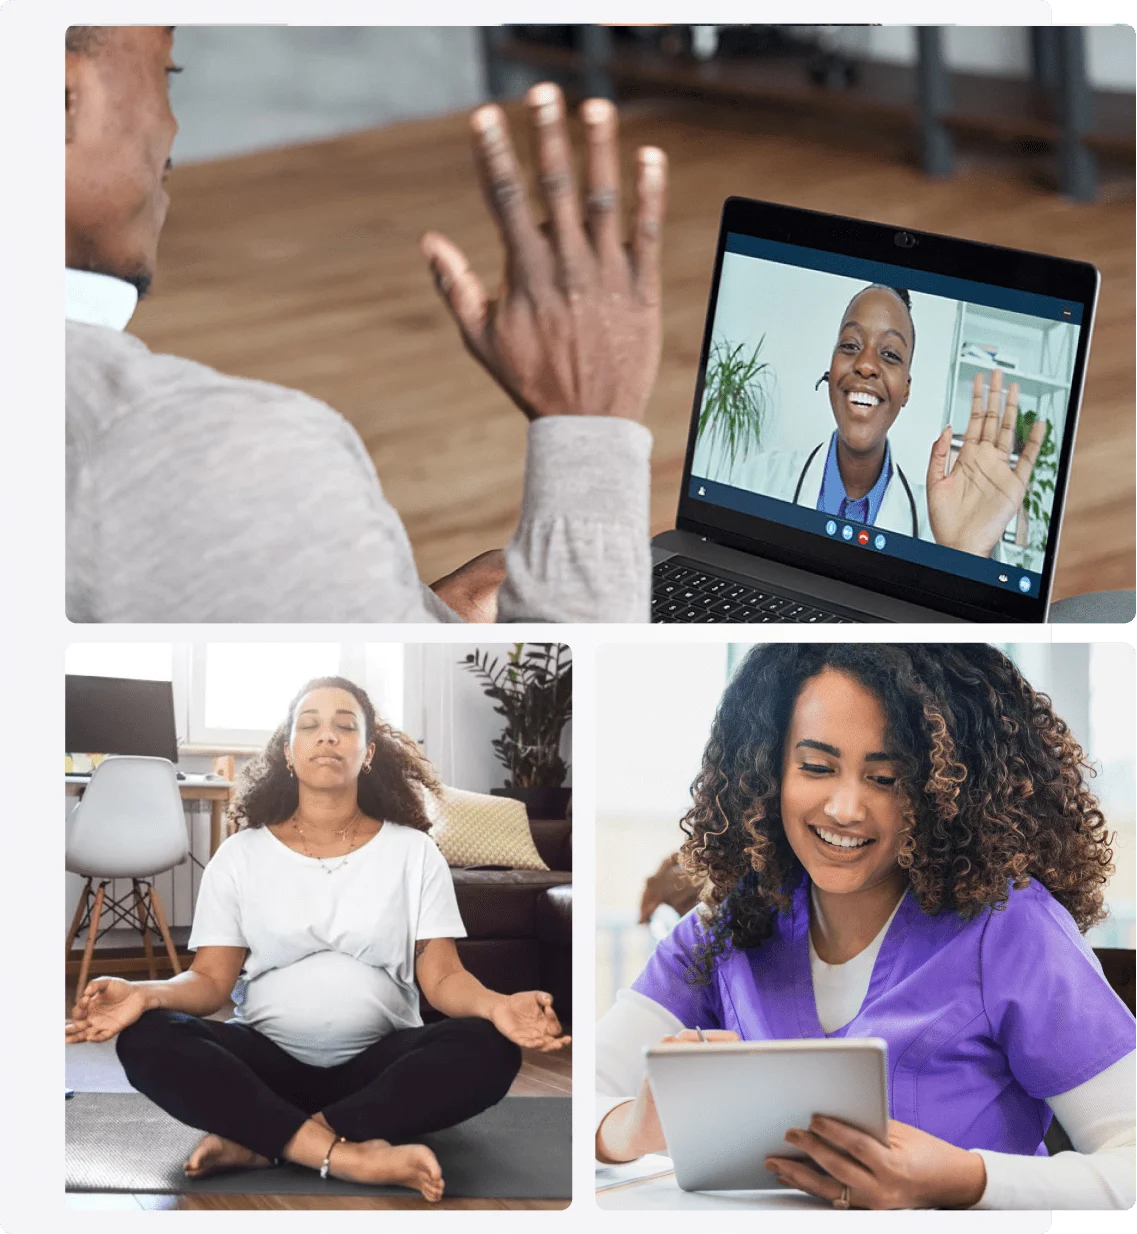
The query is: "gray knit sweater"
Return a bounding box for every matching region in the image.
[66,323,653,623]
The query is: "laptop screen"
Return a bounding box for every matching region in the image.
[686,230,1087,608]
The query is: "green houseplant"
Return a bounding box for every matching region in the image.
[1016,409,1056,548]
[696,336,774,480]
[461,643,572,819]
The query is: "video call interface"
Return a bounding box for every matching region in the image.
[689,234,1084,599]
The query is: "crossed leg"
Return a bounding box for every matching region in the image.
[115,1010,520,1199]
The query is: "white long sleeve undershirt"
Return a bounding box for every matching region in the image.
[596,968,1135,1208]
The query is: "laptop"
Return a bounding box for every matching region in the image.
[652,198,1099,623]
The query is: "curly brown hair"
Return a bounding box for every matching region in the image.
[679,644,1114,982]
[230,677,439,833]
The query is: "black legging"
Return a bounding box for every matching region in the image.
[116,1009,522,1161]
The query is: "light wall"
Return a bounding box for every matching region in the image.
[163,27,1135,167]
[167,26,488,163]
[413,643,572,795]
[862,25,1135,91]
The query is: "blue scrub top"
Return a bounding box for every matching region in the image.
[816,430,893,525]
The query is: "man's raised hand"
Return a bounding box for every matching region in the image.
[420,83,667,424]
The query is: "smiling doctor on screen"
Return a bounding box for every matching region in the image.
[705,284,1047,559]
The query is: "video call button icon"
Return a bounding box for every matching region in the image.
[841,525,854,541]
[825,520,837,536]
[1018,577,1031,593]
[874,534,886,550]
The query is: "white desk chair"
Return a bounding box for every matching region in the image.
[65,756,190,995]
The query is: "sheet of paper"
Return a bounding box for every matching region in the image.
[595,1154,675,1191]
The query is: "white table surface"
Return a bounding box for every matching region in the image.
[597,1171,825,1211]
[596,1152,824,1211]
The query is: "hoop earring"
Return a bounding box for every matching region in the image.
[814,371,830,391]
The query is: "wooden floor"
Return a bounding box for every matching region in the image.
[131,96,1135,601]
[65,1043,570,1212]
[64,978,571,1211]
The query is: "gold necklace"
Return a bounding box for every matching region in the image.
[292,808,362,875]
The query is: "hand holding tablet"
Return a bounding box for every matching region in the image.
[644,1038,891,1193]
[767,1114,988,1211]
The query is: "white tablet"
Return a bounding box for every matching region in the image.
[644,1038,889,1192]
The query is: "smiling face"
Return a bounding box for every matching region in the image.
[779,668,909,897]
[286,687,375,792]
[828,288,913,457]
[65,27,179,293]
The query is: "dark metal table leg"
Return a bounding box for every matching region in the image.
[916,27,954,177]
[1031,27,1061,89]
[1057,27,1097,201]
[480,26,510,101]
[579,24,615,100]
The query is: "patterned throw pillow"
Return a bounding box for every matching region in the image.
[430,786,549,871]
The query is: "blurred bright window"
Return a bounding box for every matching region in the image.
[65,643,173,681]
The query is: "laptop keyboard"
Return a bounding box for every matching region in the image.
[651,557,855,623]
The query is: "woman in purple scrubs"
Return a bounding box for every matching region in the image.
[596,644,1135,1208]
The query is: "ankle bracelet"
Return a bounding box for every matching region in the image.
[319,1134,347,1180]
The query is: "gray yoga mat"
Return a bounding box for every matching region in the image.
[66,1092,570,1198]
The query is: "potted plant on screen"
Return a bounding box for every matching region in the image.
[695,335,775,481]
[1016,409,1057,549]
[461,643,572,819]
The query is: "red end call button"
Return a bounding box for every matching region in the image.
[857,529,870,545]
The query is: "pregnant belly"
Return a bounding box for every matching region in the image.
[240,951,420,1067]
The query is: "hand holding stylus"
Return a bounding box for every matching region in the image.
[596,1028,739,1164]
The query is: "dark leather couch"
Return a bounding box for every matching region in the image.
[423,817,573,1026]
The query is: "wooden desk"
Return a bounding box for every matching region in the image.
[65,777,234,858]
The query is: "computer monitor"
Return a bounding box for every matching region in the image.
[65,675,179,764]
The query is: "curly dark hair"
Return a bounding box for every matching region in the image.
[230,677,439,833]
[679,644,1113,982]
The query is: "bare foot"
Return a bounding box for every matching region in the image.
[332,1138,444,1202]
[184,1133,274,1178]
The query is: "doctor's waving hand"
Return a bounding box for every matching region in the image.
[926,367,1046,557]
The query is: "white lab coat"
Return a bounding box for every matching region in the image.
[693,436,933,542]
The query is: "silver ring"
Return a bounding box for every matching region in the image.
[832,1184,851,1210]
[587,187,618,213]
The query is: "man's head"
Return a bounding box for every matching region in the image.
[66,26,179,296]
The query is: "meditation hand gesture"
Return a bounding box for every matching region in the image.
[421,82,667,423]
[926,369,1046,558]
[490,990,571,1052]
[766,1115,987,1210]
[66,976,149,1044]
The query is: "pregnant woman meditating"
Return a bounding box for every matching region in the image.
[66,677,569,1200]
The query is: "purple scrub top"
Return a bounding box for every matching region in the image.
[632,876,1135,1156]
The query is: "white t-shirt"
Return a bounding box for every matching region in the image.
[188,822,466,1066]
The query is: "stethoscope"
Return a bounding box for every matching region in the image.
[801,371,920,539]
